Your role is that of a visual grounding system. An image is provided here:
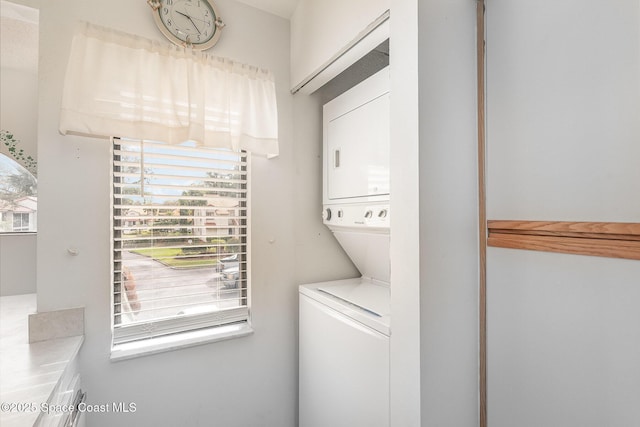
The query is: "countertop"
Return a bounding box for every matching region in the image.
[0,294,83,427]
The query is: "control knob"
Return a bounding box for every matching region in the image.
[322,208,332,221]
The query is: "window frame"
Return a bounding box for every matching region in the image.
[12,212,30,231]
[110,137,252,358]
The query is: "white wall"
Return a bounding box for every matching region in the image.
[487,1,640,221]
[388,1,422,425]
[0,0,38,161]
[487,1,640,426]
[389,0,480,425]
[416,0,480,425]
[32,0,338,425]
[0,0,39,296]
[0,68,38,162]
[0,233,36,295]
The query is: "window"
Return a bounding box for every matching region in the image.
[112,138,249,348]
[13,212,30,231]
[0,154,37,233]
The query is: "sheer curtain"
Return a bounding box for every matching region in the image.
[59,22,279,157]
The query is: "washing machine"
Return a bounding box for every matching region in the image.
[299,276,390,427]
[299,66,391,427]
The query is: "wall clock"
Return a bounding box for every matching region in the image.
[147,0,225,50]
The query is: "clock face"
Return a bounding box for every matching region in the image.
[154,0,223,50]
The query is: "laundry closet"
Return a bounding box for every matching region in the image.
[290,2,391,425]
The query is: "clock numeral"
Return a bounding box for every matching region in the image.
[167,18,172,26]
[165,0,172,4]
[163,7,169,15]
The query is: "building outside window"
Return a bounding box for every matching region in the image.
[0,154,37,233]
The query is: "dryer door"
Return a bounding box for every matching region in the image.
[323,66,390,204]
[326,92,390,201]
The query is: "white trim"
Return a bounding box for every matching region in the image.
[113,306,249,344]
[110,322,253,361]
[291,11,390,95]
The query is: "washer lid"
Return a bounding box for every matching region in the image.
[317,280,390,318]
[300,278,391,335]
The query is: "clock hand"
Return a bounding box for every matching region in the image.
[176,10,201,34]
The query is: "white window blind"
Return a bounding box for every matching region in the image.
[112,138,249,345]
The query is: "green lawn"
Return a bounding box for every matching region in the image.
[131,247,218,269]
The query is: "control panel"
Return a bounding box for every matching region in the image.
[322,203,390,229]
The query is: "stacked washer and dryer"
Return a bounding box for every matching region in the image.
[299,66,391,427]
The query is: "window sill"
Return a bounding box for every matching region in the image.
[110,322,253,362]
[0,232,37,236]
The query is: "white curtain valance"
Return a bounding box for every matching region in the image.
[59,22,279,157]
